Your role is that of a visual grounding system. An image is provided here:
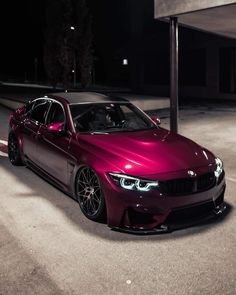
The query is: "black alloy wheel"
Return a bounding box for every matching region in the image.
[8,133,23,166]
[76,166,106,221]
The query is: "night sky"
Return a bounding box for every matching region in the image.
[0,0,129,81]
[0,1,46,79]
[0,0,216,86]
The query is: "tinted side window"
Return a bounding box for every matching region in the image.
[47,102,65,125]
[25,101,35,116]
[30,100,50,124]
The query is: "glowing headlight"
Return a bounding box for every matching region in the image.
[215,158,223,178]
[109,173,158,192]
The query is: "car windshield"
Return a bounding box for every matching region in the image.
[70,103,156,133]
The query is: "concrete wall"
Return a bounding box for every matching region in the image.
[141,36,236,100]
[155,0,236,18]
[180,36,236,100]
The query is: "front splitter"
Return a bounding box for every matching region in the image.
[111,203,227,235]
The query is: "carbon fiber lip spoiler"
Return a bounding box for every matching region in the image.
[112,203,227,235]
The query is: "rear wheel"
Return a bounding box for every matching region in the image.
[8,133,23,166]
[76,166,106,221]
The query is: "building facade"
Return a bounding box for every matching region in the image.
[93,0,236,100]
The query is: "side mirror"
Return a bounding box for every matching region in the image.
[151,117,161,126]
[47,122,65,133]
[16,106,26,115]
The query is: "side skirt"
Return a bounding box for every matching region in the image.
[25,158,75,200]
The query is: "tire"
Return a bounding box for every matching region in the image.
[75,166,106,222]
[8,133,23,166]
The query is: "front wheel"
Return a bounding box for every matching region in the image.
[76,166,106,222]
[8,133,23,166]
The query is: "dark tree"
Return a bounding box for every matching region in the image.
[58,0,74,88]
[44,0,62,87]
[44,0,93,88]
[73,0,93,88]
[44,0,73,88]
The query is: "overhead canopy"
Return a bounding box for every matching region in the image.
[155,0,236,38]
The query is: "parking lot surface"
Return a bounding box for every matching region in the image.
[0,102,235,295]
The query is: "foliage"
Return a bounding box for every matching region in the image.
[73,0,94,88]
[44,0,93,88]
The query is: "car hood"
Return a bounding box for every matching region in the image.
[78,128,215,176]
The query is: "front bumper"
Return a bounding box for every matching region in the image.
[102,172,226,233]
[112,202,227,234]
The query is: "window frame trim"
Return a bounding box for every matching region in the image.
[46,99,67,127]
[28,98,51,125]
[26,98,67,127]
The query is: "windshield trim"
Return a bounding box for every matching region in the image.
[78,126,159,135]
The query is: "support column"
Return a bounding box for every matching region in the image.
[170,17,179,133]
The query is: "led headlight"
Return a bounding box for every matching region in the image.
[215,158,223,178]
[109,173,158,192]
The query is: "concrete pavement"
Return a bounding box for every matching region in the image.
[0,83,170,111]
[0,103,235,295]
[0,93,169,113]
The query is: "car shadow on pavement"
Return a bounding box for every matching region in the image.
[0,222,64,295]
[0,155,233,242]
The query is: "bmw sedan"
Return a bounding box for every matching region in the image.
[8,92,226,233]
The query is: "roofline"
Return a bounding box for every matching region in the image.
[46,92,129,104]
[154,1,236,19]
[68,101,131,105]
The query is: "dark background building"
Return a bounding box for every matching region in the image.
[1,0,236,100]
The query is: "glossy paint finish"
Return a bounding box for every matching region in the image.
[9,93,226,232]
[77,129,216,177]
[47,122,65,132]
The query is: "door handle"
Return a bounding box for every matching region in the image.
[37,130,47,141]
[36,130,42,138]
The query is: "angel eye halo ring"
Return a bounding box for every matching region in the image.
[109,173,158,192]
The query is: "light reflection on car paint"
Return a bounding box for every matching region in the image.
[0,139,8,157]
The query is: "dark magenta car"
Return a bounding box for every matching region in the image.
[8,92,226,233]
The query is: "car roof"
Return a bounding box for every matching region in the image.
[48,92,129,104]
